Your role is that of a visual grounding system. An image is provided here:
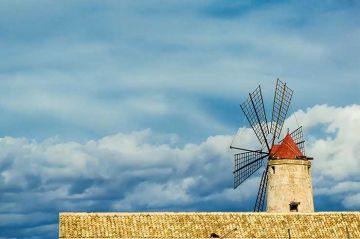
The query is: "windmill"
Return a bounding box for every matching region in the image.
[230,79,313,212]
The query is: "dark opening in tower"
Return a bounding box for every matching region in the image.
[289,201,300,212]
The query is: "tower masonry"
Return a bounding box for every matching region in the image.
[266,159,314,213]
[266,133,314,213]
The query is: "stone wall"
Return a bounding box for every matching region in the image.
[267,159,314,213]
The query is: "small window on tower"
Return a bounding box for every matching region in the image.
[289,201,300,212]
[271,166,275,174]
[210,233,220,238]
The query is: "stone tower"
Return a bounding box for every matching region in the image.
[266,134,314,213]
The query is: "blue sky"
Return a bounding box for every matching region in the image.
[0,0,360,238]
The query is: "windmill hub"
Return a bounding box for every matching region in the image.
[231,79,314,213]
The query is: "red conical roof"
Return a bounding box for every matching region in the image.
[270,133,303,159]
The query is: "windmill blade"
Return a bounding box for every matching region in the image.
[290,126,304,143]
[290,126,305,155]
[240,86,270,151]
[270,79,293,142]
[233,152,268,189]
[254,166,268,212]
[296,141,305,156]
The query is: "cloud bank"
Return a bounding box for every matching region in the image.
[0,104,359,238]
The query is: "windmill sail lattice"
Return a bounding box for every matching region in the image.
[270,79,293,143]
[240,86,270,151]
[231,78,307,212]
[254,167,268,212]
[290,126,305,155]
[233,152,267,189]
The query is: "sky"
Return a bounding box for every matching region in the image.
[0,0,360,238]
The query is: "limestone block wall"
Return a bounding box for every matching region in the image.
[267,159,314,213]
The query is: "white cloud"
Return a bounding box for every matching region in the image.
[288,104,360,180]
[316,181,360,195]
[343,193,360,209]
[0,129,240,237]
[1,104,360,237]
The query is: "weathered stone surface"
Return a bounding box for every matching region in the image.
[267,159,314,213]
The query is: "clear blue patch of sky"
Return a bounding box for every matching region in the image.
[0,110,100,142]
[194,94,246,130]
[201,0,287,19]
[315,194,347,211]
